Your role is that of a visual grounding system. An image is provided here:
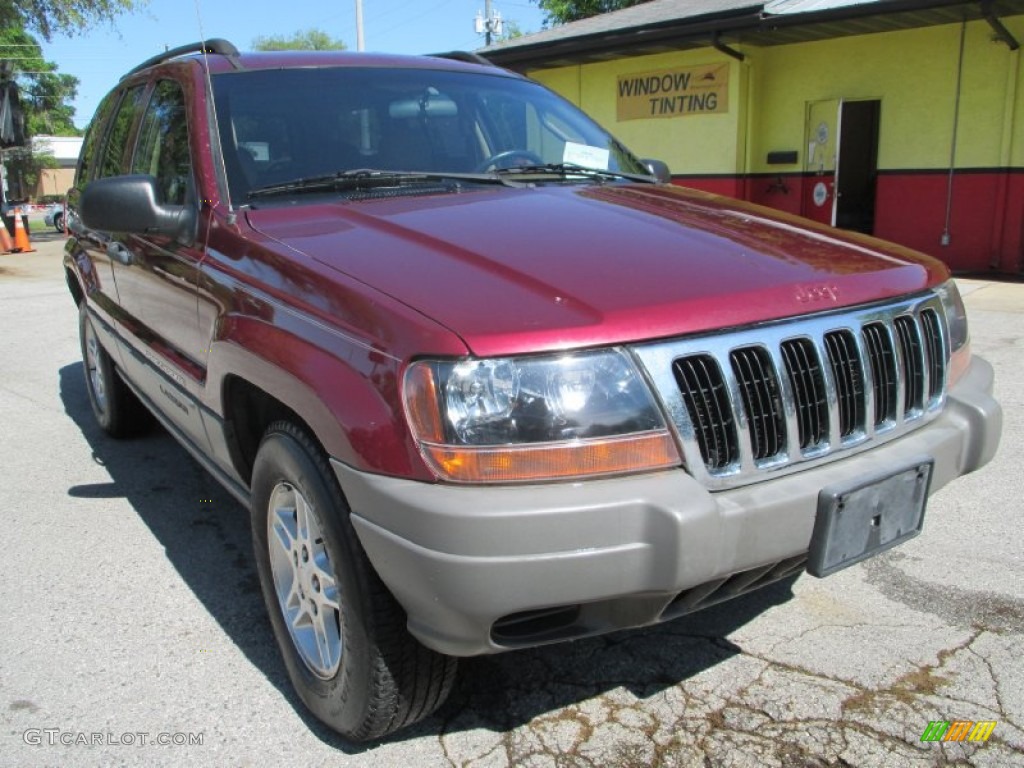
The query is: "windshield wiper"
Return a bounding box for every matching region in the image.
[247,168,518,200]
[492,163,656,184]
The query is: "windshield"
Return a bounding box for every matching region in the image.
[211,66,648,202]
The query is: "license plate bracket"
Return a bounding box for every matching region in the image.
[807,458,933,577]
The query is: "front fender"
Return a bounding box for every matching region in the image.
[205,312,436,481]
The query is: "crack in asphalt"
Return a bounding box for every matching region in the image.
[433,612,1022,767]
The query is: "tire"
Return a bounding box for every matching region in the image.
[250,421,457,741]
[79,302,150,438]
[53,212,64,233]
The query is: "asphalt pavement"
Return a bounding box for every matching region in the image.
[1,233,1022,767]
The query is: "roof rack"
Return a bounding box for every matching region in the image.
[122,38,241,79]
[430,51,493,66]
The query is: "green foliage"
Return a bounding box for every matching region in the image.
[0,0,138,41]
[501,20,525,40]
[5,145,59,198]
[252,28,347,51]
[0,27,81,136]
[535,0,652,25]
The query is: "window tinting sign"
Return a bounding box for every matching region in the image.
[617,63,729,121]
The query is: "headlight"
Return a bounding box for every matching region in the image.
[404,348,680,483]
[936,279,971,384]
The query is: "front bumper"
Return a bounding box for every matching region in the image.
[335,357,1001,657]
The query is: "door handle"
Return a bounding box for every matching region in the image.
[107,242,134,266]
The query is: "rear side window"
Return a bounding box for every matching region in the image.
[98,85,146,179]
[75,92,119,188]
[132,80,192,205]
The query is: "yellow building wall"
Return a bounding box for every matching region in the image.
[1014,21,1024,168]
[526,15,1024,176]
[529,49,747,175]
[532,65,580,105]
[749,16,1024,174]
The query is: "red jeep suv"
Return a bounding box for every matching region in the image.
[64,39,1002,741]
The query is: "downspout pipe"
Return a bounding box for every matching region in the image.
[942,21,967,248]
[981,0,1020,51]
[713,32,746,62]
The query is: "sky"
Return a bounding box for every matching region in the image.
[40,0,548,129]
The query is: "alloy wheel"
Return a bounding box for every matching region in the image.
[267,482,343,679]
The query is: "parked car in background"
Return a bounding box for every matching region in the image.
[43,202,65,232]
[64,39,1002,742]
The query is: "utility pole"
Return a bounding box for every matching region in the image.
[474,1,502,47]
[355,0,364,51]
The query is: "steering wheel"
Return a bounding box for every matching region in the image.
[476,149,544,173]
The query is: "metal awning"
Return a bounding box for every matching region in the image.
[483,0,1024,69]
[763,0,881,14]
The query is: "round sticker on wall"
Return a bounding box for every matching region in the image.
[813,181,829,207]
[816,121,829,145]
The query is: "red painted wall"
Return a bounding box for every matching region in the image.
[672,170,1024,275]
[875,171,1023,274]
[670,176,746,199]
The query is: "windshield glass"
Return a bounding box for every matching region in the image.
[211,66,648,202]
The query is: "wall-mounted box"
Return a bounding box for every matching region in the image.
[767,150,799,165]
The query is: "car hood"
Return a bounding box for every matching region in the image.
[245,183,947,358]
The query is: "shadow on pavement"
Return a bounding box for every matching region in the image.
[57,363,353,748]
[59,361,796,751]
[417,577,798,744]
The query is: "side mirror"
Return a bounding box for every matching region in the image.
[641,159,671,184]
[80,174,196,244]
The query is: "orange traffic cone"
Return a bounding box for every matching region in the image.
[0,218,13,253]
[11,208,35,253]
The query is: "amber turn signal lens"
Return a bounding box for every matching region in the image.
[419,431,680,483]
[404,363,445,443]
[948,340,971,387]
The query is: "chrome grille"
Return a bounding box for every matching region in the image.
[921,309,945,400]
[672,355,737,470]
[862,322,897,427]
[824,330,865,437]
[730,346,785,460]
[780,337,828,449]
[895,315,925,414]
[632,293,949,489]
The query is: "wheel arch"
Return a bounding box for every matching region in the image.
[209,319,434,488]
[221,374,322,486]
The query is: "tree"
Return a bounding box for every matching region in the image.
[0,27,80,135]
[0,0,138,42]
[4,145,59,199]
[1,26,80,200]
[252,28,346,51]
[500,19,525,41]
[535,0,652,25]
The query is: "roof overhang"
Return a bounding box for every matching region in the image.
[484,0,1024,69]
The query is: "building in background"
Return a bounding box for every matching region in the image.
[1,135,82,206]
[27,135,83,199]
[484,0,1024,275]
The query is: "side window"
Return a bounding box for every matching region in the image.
[98,86,146,179]
[131,80,192,205]
[74,92,119,189]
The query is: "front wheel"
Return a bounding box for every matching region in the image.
[53,212,64,233]
[79,302,149,437]
[250,421,457,741]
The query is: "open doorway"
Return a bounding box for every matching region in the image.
[835,100,880,235]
